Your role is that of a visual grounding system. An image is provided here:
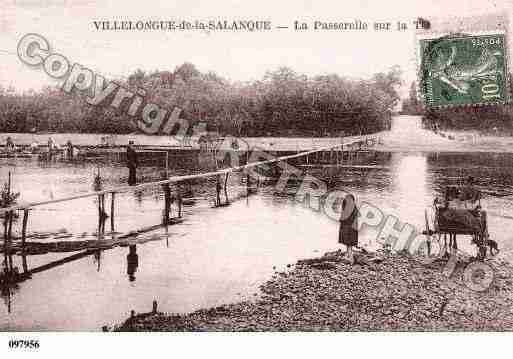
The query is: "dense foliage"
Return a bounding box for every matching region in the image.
[0,64,401,137]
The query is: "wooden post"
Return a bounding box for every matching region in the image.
[97,194,106,236]
[2,217,7,258]
[224,173,229,204]
[163,183,171,224]
[21,209,29,247]
[246,173,250,195]
[101,194,106,234]
[165,151,169,178]
[177,186,182,218]
[3,172,11,255]
[110,192,115,232]
[7,211,13,245]
[5,211,14,268]
[21,252,28,273]
[97,194,102,232]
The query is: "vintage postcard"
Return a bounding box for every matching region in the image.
[1,0,513,358]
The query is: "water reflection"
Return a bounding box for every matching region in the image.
[391,153,430,225]
[1,255,23,314]
[127,245,139,282]
[93,250,102,272]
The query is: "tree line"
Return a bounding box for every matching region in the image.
[0,63,402,137]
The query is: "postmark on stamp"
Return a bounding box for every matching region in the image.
[418,31,510,108]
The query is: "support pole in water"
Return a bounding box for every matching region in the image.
[3,172,12,255]
[246,173,250,195]
[7,211,13,245]
[177,186,182,218]
[21,252,28,273]
[163,183,171,224]
[165,151,169,178]
[97,194,106,236]
[215,174,221,206]
[110,192,115,232]
[6,211,14,269]
[21,209,29,247]
[224,172,229,204]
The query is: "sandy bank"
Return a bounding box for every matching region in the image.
[114,250,513,331]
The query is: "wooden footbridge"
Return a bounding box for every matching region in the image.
[0,134,381,308]
[1,134,380,252]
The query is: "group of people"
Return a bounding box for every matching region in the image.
[3,136,77,159]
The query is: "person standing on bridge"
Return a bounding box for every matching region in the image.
[126,140,138,186]
[66,140,74,160]
[5,136,15,153]
[339,193,359,264]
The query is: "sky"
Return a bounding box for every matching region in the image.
[0,0,512,96]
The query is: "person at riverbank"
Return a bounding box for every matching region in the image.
[126,141,138,186]
[339,193,359,264]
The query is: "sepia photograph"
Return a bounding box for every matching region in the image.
[2,0,513,356]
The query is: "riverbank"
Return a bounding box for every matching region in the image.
[376,124,513,153]
[4,129,513,153]
[114,250,513,331]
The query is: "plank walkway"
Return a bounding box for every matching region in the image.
[0,135,377,215]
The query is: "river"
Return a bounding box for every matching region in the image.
[1,115,513,331]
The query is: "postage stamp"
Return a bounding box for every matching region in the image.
[418,30,510,108]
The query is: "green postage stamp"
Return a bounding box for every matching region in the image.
[418,30,510,108]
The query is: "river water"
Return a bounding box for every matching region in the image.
[1,116,513,331]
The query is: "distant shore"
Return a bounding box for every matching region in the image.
[3,130,513,153]
[114,250,513,331]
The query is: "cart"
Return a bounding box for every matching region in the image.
[424,185,490,260]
